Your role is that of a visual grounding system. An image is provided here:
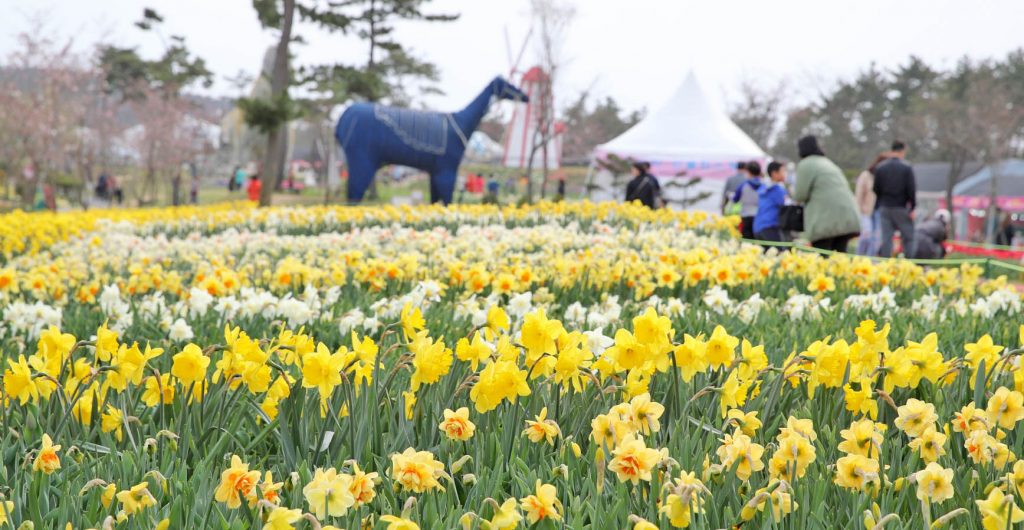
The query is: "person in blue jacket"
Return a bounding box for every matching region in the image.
[753,161,789,247]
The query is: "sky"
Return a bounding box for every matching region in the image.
[4,0,1024,116]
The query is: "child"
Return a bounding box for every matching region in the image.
[247,174,262,202]
[752,161,788,246]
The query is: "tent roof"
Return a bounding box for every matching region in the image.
[595,71,765,163]
[914,161,985,193]
[953,159,1024,197]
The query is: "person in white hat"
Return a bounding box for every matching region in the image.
[912,209,951,259]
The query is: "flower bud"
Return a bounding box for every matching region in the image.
[462,473,477,485]
[70,447,84,464]
[862,510,876,529]
[285,471,301,491]
[451,455,473,474]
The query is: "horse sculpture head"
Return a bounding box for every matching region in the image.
[491,76,529,103]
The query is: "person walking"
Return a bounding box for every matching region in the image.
[234,166,247,191]
[793,135,861,252]
[995,213,1015,246]
[108,175,123,205]
[228,166,240,191]
[721,162,748,215]
[854,153,889,255]
[873,141,917,257]
[247,173,262,202]
[624,161,661,209]
[95,173,109,202]
[731,160,763,239]
[912,209,950,259]
[752,161,789,247]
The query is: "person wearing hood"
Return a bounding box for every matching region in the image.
[752,161,790,247]
[731,160,764,239]
[625,161,661,209]
[793,135,862,252]
[721,161,748,215]
[912,209,951,259]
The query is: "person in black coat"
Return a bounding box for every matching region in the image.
[873,140,917,257]
[625,161,661,209]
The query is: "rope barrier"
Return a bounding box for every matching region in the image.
[738,237,1021,276]
[947,239,1019,252]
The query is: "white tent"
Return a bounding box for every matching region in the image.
[590,71,766,211]
[465,131,505,163]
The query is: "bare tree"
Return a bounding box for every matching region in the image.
[910,84,977,218]
[1,19,89,207]
[524,0,574,202]
[126,88,210,205]
[963,75,1024,237]
[728,79,787,149]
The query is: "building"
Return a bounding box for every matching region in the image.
[945,159,1024,241]
[913,161,984,214]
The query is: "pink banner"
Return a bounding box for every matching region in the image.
[947,196,1024,212]
[594,153,768,180]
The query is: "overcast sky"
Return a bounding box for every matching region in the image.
[5,0,1024,116]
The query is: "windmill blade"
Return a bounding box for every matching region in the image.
[509,26,533,79]
[504,26,515,77]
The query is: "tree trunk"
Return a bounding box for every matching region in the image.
[19,176,36,207]
[987,160,1000,242]
[539,139,549,199]
[19,158,38,208]
[524,144,537,203]
[259,0,296,207]
[323,123,334,206]
[367,0,378,69]
[945,173,955,239]
[172,175,181,206]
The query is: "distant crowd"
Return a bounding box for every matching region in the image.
[626,136,951,258]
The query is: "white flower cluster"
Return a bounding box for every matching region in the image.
[1,301,62,340]
[782,294,831,321]
[841,287,898,315]
[968,287,1022,319]
[562,295,623,331]
[98,284,134,334]
[340,280,446,336]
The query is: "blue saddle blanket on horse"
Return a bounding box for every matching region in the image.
[373,105,449,155]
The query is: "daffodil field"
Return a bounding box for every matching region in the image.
[1,201,1022,530]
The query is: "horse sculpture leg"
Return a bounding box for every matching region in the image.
[345,154,379,203]
[430,169,458,205]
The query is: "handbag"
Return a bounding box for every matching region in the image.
[778,204,804,232]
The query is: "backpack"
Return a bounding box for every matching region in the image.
[628,175,663,208]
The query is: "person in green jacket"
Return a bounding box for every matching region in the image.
[793,135,861,252]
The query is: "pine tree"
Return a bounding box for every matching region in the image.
[246,0,457,206]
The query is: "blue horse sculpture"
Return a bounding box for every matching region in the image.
[335,76,528,204]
